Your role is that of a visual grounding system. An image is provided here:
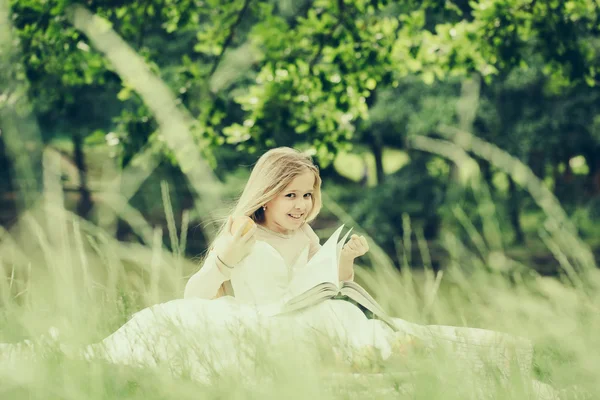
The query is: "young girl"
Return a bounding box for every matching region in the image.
[183,146,366,302]
[2,147,540,391]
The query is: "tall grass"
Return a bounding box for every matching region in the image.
[3,138,597,398]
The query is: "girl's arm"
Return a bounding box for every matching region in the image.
[339,234,369,282]
[184,251,232,299]
[185,218,257,299]
[302,223,354,281]
[338,254,355,282]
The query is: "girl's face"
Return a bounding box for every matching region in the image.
[263,170,315,234]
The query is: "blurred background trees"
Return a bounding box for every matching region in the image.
[1,0,599,272]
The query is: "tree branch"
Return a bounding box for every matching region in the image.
[208,0,252,78]
[308,22,341,73]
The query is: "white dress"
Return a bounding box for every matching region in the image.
[83,239,536,387]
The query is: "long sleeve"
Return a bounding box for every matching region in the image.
[184,251,230,299]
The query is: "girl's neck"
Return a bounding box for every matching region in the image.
[257,223,295,239]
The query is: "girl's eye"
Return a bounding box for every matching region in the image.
[286,193,295,198]
[304,193,312,198]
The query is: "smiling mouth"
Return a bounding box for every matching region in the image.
[288,213,303,220]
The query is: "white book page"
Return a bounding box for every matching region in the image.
[285,225,345,298]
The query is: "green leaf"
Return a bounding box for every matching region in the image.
[117,86,133,101]
[295,123,311,134]
[365,78,377,90]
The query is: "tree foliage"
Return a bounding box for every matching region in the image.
[2,0,600,251]
[7,0,599,159]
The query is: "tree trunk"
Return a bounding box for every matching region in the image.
[553,154,574,202]
[528,150,546,180]
[552,161,560,195]
[0,137,13,191]
[478,158,494,194]
[0,2,44,210]
[583,148,600,196]
[593,161,600,196]
[508,176,525,244]
[369,132,385,185]
[72,131,92,218]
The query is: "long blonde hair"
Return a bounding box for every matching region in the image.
[237,147,321,220]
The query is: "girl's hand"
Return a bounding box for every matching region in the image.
[341,234,369,260]
[214,216,257,270]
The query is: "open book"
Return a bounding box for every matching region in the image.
[271,225,399,331]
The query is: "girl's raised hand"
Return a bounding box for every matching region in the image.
[214,216,257,271]
[341,234,369,260]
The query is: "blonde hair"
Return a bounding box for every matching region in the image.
[236,147,321,219]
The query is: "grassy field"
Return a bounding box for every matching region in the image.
[1,171,599,399]
[1,127,599,398]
